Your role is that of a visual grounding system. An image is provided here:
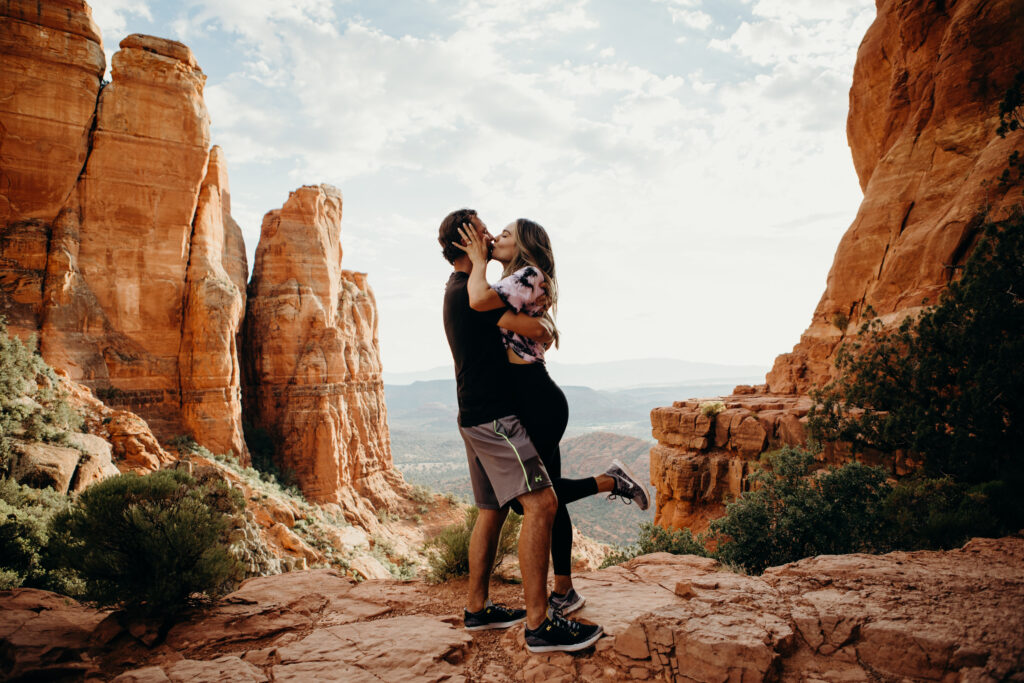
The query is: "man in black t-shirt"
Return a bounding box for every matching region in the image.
[438,208,603,653]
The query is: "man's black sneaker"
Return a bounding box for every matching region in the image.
[525,612,604,653]
[605,459,650,510]
[548,588,585,616]
[464,601,527,631]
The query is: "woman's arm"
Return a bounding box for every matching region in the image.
[467,264,504,311]
[498,311,554,345]
[453,224,505,311]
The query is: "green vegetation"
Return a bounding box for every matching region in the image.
[605,447,1012,574]
[601,521,706,568]
[807,211,1023,486]
[0,318,83,473]
[48,469,244,616]
[699,401,726,418]
[424,507,522,583]
[0,478,81,593]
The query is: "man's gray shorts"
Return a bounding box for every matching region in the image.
[459,415,553,510]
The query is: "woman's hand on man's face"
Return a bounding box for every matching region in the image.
[454,223,490,267]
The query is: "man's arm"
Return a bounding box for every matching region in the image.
[498,311,554,345]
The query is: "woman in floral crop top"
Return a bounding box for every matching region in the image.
[454,218,650,615]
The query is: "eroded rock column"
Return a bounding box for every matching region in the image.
[244,185,406,517]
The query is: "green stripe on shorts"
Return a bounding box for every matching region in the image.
[493,420,532,492]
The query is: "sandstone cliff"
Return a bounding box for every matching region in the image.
[767,0,1024,393]
[244,185,407,518]
[3,536,1022,681]
[651,0,1024,530]
[0,0,105,339]
[0,1,247,459]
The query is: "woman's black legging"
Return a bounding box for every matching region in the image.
[510,362,598,576]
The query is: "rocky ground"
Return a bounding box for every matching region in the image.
[2,536,1022,682]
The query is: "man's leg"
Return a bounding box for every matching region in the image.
[467,506,508,613]
[516,487,558,630]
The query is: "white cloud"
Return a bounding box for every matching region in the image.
[146,0,875,371]
[90,0,153,37]
[653,0,712,31]
[668,8,713,30]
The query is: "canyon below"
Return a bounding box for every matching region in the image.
[2,0,1024,681]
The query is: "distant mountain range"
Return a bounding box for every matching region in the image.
[384,357,766,390]
[385,377,754,439]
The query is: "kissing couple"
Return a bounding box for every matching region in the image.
[438,208,649,653]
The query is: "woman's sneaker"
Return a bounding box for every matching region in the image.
[548,588,585,616]
[605,460,650,510]
[464,601,527,630]
[525,612,604,653]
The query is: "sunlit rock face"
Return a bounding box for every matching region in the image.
[767,0,1024,394]
[0,6,248,460]
[243,185,407,517]
[0,0,105,339]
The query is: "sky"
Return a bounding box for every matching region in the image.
[89,0,875,376]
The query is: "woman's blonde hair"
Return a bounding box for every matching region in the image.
[503,218,560,348]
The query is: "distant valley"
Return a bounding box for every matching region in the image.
[386,374,759,545]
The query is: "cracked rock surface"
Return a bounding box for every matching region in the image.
[2,536,1022,681]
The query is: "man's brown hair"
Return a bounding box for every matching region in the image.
[438,208,477,264]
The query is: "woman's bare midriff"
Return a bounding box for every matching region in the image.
[507,348,532,364]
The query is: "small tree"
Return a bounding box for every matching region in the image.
[49,469,244,617]
[424,506,522,583]
[808,211,1024,486]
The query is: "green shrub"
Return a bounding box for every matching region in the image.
[48,469,244,616]
[884,476,1005,550]
[808,211,1024,487]
[425,507,522,583]
[600,522,707,568]
[0,477,81,594]
[0,318,83,473]
[409,484,434,505]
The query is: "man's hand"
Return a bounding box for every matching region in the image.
[453,223,490,269]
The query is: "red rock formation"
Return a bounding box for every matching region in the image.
[0,8,249,460]
[0,0,104,339]
[178,146,247,458]
[244,185,406,515]
[768,0,1024,393]
[648,393,921,531]
[3,537,1022,680]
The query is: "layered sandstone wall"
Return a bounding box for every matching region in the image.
[0,0,248,460]
[244,185,406,519]
[652,0,1024,531]
[0,0,105,339]
[767,0,1024,393]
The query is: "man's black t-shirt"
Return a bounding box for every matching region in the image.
[443,271,514,427]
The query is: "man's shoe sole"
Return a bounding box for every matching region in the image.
[612,459,650,510]
[465,616,526,631]
[525,626,604,653]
